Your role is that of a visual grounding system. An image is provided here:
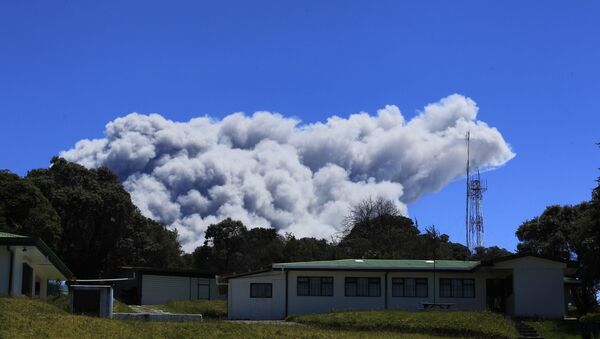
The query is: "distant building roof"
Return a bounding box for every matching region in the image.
[119,266,215,278]
[272,259,480,271]
[0,231,28,238]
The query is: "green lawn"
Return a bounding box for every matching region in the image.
[0,297,448,338]
[155,299,227,318]
[288,310,519,339]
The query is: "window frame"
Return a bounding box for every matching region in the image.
[391,277,428,298]
[439,278,475,298]
[297,276,334,297]
[249,283,272,298]
[344,277,381,297]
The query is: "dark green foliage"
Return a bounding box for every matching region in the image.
[191,199,505,274]
[0,170,62,247]
[5,157,183,278]
[516,203,599,313]
[282,234,337,262]
[336,199,475,261]
[192,218,285,273]
[471,246,513,261]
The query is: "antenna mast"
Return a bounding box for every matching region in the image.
[465,132,470,250]
[465,132,487,251]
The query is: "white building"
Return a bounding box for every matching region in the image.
[114,267,225,305]
[225,254,572,320]
[0,231,73,299]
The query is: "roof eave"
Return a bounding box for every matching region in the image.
[0,237,75,280]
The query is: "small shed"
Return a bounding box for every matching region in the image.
[70,285,113,317]
[114,267,223,305]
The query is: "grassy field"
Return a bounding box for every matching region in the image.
[0,297,449,339]
[288,310,519,339]
[155,299,227,318]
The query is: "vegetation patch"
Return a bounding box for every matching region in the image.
[288,310,519,339]
[524,320,582,339]
[156,300,227,318]
[0,297,449,339]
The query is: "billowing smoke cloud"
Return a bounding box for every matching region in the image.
[61,94,515,251]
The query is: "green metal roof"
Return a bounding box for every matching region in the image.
[0,231,28,238]
[272,259,480,271]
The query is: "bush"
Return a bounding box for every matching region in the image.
[288,310,518,338]
[581,313,600,339]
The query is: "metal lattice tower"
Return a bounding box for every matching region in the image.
[465,132,487,251]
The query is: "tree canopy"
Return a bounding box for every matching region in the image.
[1,157,183,278]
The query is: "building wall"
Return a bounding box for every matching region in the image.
[387,271,487,312]
[495,257,565,318]
[229,269,490,319]
[228,271,286,320]
[287,270,487,316]
[287,270,386,316]
[0,247,10,295]
[141,274,216,305]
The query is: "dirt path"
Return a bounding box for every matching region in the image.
[128,305,171,314]
[225,320,305,326]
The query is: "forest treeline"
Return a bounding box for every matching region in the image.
[1,155,598,312]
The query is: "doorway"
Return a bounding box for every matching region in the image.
[486,276,512,313]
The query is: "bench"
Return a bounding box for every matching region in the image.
[421,302,455,310]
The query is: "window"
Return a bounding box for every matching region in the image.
[297,277,333,296]
[250,283,272,298]
[345,277,381,297]
[392,278,428,297]
[439,278,475,298]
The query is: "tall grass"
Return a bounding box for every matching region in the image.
[0,297,445,339]
[288,310,519,339]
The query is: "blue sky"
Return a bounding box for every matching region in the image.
[1,1,598,251]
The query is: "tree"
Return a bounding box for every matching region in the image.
[0,170,62,248]
[471,246,512,261]
[282,234,336,262]
[25,157,183,277]
[516,203,599,313]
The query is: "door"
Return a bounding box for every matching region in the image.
[486,278,511,313]
[21,263,32,296]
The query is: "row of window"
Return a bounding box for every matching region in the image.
[250,277,475,298]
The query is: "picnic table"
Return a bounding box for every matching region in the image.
[421,302,455,310]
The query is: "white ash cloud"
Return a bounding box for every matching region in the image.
[61,94,515,251]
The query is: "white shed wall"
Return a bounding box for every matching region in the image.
[142,275,191,305]
[141,275,218,304]
[228,271,285,320]
[496,257,565,318]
